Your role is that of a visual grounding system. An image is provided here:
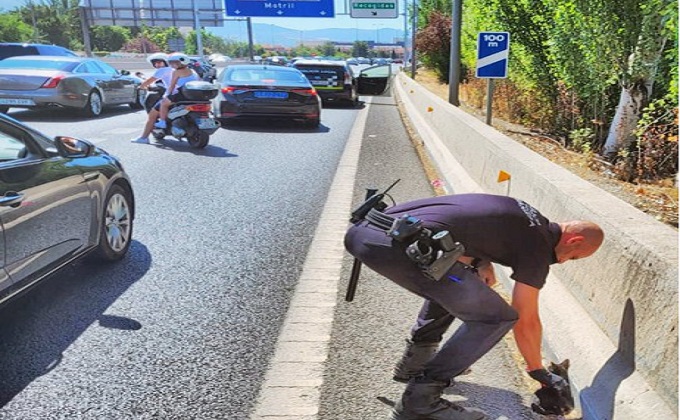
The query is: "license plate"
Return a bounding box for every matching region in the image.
[253,91,288,99]
[196,118,218,129]
[0,98,35,106]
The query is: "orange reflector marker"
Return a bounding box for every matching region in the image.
[497,170,511,182]
[427,106,433,112]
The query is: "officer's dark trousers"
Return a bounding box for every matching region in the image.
[345,222,519,382]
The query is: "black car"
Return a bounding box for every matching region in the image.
[294,60,393,106]
[292,60,358,107]
[189,56,217,82]
[0,113,135,306]
[213,64,322,128]
[0,43,78,60]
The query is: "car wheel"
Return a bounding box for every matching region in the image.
[304,118,320,129]
[0,106,9,114]
[152,131,165,141]
[129,89,145,110]
[92,184,133,262]
[188,131,209,149]
[83,90,103,117]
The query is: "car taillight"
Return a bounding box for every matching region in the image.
[344,72,352,84]
[292,88,317,96]
[222,86,250,95]
[41,74,66,89]
[186,103,211,112]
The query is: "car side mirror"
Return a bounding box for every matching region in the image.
[54,136,93,158]
[120,69,130,76]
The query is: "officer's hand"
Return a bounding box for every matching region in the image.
[477,263,497,287]
[528,368,568,390]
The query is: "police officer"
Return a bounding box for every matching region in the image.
[344,193,604,420]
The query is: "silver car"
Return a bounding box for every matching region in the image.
[0,56,144,117]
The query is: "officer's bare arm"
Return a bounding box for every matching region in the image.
[511,282,543,371]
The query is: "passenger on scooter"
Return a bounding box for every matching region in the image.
[154,53,200,130]
[131,53,174,144]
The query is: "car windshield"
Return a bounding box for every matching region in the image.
[0,58,76,71]
[227,69,309,86]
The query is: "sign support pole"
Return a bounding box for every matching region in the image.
[247,17,254,61]
[79,7,93,57]
[485,78,494,125]
[193,0,204,56]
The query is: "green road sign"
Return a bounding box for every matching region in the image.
[353,2,396,8]
[350,0,398,18]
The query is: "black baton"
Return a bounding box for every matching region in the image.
[345,258,362,302]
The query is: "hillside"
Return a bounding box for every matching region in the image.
[208,22,404,47]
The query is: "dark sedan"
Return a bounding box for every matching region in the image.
[213,65,322,128]
[0,113,135,306]
[0,56,144,117]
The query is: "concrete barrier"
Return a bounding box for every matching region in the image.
[394,72,678,418]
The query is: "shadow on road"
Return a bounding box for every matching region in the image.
[0,240,152,407]
[221,119,331,134]
[5,106,141,124]
[377,381,533,419]
[150,139,237,157]
[579,298,636,419]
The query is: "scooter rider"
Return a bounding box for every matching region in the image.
[131,53,174,144]
[154,53,199,130]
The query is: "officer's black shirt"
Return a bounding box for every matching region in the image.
[385,193,562,289]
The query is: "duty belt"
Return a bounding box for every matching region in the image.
[361,208,466,281]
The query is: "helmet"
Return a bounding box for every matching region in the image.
[147,52,168,66]
[168,52,190,66]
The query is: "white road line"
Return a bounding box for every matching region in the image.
[250,98,372,420]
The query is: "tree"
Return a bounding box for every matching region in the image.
[122,35,160,54]
[415,11,452,82]
[602,0,677,160]
[0,13,33,42]
[142,26,183,52]
[91,25,131,52]
[185,29,229,55]
[18,0,82,50]
[352,41,369,57]
[319,42,336,57]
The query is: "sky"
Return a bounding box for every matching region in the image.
[1,0,406,31]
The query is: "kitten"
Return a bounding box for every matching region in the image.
[531,359,574,416]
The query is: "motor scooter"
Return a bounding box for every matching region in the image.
[148,81,220,149]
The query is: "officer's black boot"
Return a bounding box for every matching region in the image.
[390,377,487,420]
[393,339,439,383]
[393,339,472,383]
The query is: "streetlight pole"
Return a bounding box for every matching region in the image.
[403,0,408,61]
[448,0,462,105]
[410,0,417,77]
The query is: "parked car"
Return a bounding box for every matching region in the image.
[0,113,135,307]
[0,42,78,60]
[263,56,288,66]
[213,64,322,128]
[292,59,358,107]
[188,56,217,82]
[0,56,144,117]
